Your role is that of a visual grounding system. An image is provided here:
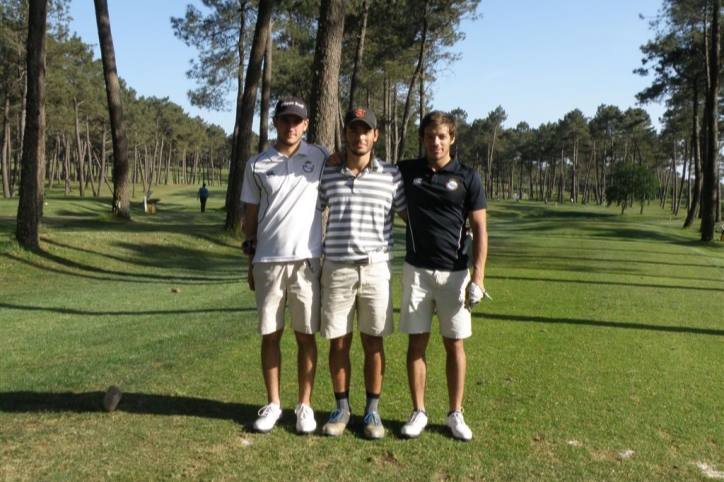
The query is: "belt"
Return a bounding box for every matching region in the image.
[341,258,372,266]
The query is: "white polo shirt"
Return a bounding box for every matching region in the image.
[241,141,328,263]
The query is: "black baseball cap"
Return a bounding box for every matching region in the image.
[274,96,308,119]
[344,108,377,129]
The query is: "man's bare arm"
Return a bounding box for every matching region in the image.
[243,203,260,291]
[468,208,488,290]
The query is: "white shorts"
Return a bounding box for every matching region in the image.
[253,259,321,335]
[320,259,393,339]
[399,262,471,339]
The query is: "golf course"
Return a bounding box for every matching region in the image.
[1,185,723,481]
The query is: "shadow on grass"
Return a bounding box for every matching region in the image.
[0,391,254,426]
[482,313,724,337]
[486,274,723,293]
[0,391,456,439]
[4,243,243,284]
[0,302,255,317]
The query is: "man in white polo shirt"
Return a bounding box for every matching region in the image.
[317,108,406,439]
[241,96,328,435]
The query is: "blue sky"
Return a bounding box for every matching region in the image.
[69,0,666,135]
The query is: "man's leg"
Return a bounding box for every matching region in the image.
[442,335,472,440]
[406,333,430,411]
[254,329,284,433]
[442,336,466,412]
[360,332,385,439]
[329,333,353,395]
[321,333,353,436]
[261,329,284,405]
[293,330,318,435]
[400,332,430,438]
[294,330,318,406]
[319,260,356,436]
[360,333,384,396]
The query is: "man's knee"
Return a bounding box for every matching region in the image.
[443,336,465,355]
[407,333,429,359]
[262,330,283,346]
[294,331,317,350]
[360,333,383,355]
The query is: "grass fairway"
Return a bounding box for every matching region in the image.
[1,188,723,481]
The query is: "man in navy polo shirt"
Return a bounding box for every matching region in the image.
[397,110,489,441]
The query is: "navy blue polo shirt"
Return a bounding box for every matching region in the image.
[398,156,487,271]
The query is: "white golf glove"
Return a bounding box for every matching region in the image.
[465,281,491,311]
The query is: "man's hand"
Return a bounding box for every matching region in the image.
[465,281,491,311]
[326,151,343,167]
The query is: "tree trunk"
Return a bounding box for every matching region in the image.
[349,0,369,110]
[16,65,27,194]
[73,100,86,196]
[383,78,391,162]
[94,0,131,218]
[86,120,98,197]
[47,136,57,189]
[164,142,172,185]
[156,136,164,186]
[684,82,702,228]
[675,140,688,215]
[98,125,107,197]
[700,0,720,241]
[2,88,10,198]
[225,0,273,232]
[259,24,272,153]
[668,142,676,212]
[308,0,346,151]
[182,147,187,184]
[16,0,48,251]
[398,0,428,161]
[226,2,247,211]
[418,52,426,158]
[486,126,498,195]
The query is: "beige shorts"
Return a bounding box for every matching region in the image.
[399,262,471,339]
[252,259,321,335]
[320,259,393,339]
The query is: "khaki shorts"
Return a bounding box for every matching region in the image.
[320,259,393,339]
[253,259,321,335]
[399,262,471,339]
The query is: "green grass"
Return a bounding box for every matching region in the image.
[1,188,723,481]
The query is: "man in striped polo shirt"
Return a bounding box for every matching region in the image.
[318,108,407,439]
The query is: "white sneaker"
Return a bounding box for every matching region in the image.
[400,409,428,438]
[445,411,473,441]
[294,403,317,434]
[253,403,282,433]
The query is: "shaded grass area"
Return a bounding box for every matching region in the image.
[1,192,724,481]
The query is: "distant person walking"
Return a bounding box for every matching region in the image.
[240,96,328,435]
[197,183,209,212]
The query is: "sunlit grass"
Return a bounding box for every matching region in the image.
[1,189,723,481]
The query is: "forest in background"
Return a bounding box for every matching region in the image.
[1,0,722,243]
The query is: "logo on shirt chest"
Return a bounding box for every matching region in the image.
[446,178,460,191]
[303,161,314,173]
